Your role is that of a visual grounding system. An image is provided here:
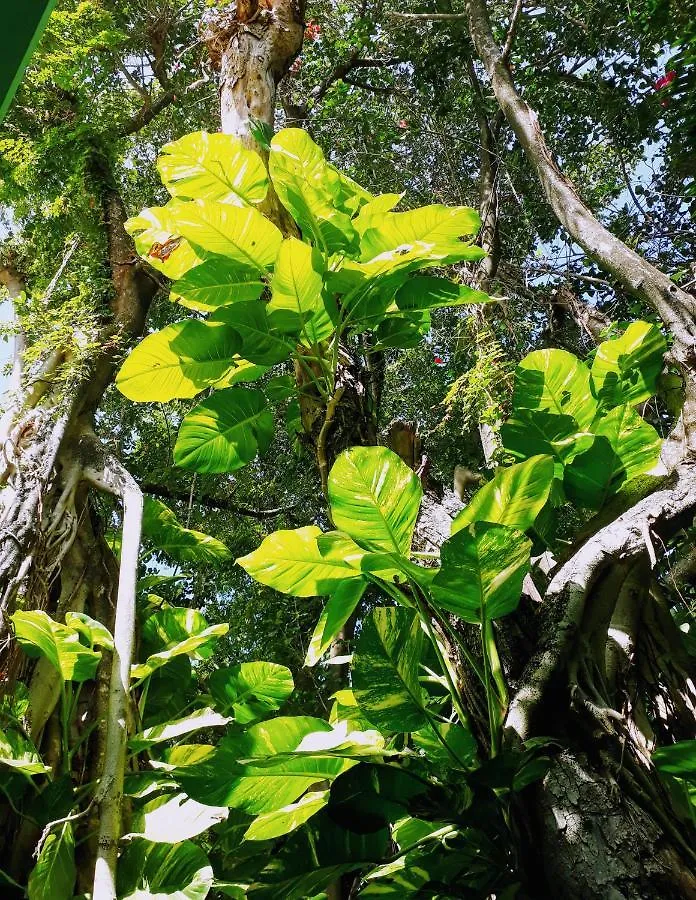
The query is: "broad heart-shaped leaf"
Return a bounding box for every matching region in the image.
[117,838,214,900]
[305,580,367,667]
[157,131,268,206]
[237,526,365,597]
[328,446,423,555]
[372,310,431,350]
[591,320,666,409]
[359,204,481,263]
[432,523,531,624]
[0,727,50,776]
[126,203,207,280]
[395,275,492,311]
[171,258,265,312]
[127,793,228,843]
[129,707,231,753]
[142,498,232,565]
[27,822,75,900]
[244,790,330,841]
[563,404,662,509]
[354,193,403,234]
[64,612,113,650]
[131,624,229,680]
[174,387,273,473]
[142,606,210,651]
[209,661,294,724]
[11,610,101,683]
[116,320,242,402]
[166,199,283,270]
[512,348,597,430]
[211,300,298,365]
[175,716,356,813]
[501,409,594,477]
[352,607,428,733]
[269,237,334,344]
[451,455,554,534]
[269,128,357,253]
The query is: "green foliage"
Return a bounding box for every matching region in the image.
[142,498,232,565]
[11,610,102,682]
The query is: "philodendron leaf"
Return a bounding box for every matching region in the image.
[126,203,207,280]
[176,716,356,814]
[653,740,696,779]
[11,610,101,683]
[591,321,666,409]
[157,131,268,206]
[117,838,214,900]
[237,525,365,597]
[501,409,594,477]
[269,237,334,344]
[64,612,114,650]
[432,523,531,624]
[171,258,265,312]
[174,387,274,473]
[166,199,283,270]
[0,727,50,776]
[451,455,554,534]
[27,822,76,900]
[116,320,242,402]
[142,498,232,565]
[127,793,228,843]
[211,300,298,366]
[395,276,492,311]
[129,707,231,753]
[305,580,368,667]
[209,661,294,723]
[244,790,330,841]
[512,348,597,430]
[132,624,229,680]
[269,128,357,253]
[564,404,662,509]
[328,446,423,555]
[352,607,428,733]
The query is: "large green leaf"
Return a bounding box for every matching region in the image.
[237,525,365,597]
[432,523,531,624]
[11,610,101,683]
[395,276,492,311]
[28,823,75,900]
[211,300,298,365]
[176,717,356,813]
[564,404,662,509]
[328,446,422,554]
[352,607,428,733]
[142,498,232,565]
[132,624,229,680]
[141,606,210,651]
[512,348,597,429]
[244,790,330,841]
[0,727,49,776]
[269,128,357,253]
[653,740,696,779]
[171,258,265,312]
[591,321,666,409]
[167,199,282,269]
[305,579,367,667]
[128,793,228,843]
[353,193,403,234]
[269,237,334,343]
[173,387,274,473]
[158,131,268,206]
[129,707,231,753]
[117,838,214,900]
[126,203,207,280]
[116,320,242,402]
[63,612,114,650]
[501,409,593,476]
[451,455,554,534]
[209,661,294,724]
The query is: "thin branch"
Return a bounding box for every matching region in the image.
[387,11,468,20]
[501,0,524,63]
[140,482,296,519]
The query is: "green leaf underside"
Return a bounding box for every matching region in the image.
[209,661,294,723]
[142,498,232,565]
[432,523,531,624]
[305,580,368,667]
[352,608,428,733]
[174,387,274,473]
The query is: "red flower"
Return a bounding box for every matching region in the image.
[654,70,676,91]
[397,119,409,129]
[304,21,321,40]
[434,355,445,365]
[289,58,303,74]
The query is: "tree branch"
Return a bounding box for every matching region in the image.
[139,482,296,519]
